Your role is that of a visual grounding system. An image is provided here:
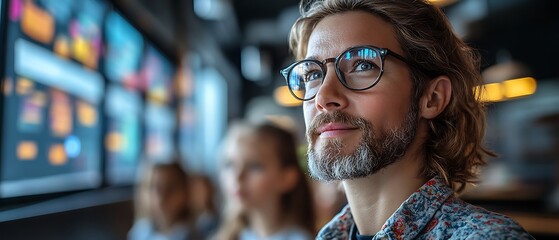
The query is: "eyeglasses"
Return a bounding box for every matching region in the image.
[280,45,412,101]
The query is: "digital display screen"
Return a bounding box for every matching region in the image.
[144,103,175,163]
[0,0,106,198]
[104,85,142,185]
[103,10,145,185]
[142,44,175,104]
[104,11,144,90]
[177,58,198,169]
[141,44,177,164]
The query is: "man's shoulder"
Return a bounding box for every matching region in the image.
[316,205,353,240]
[439,196,518,225]
[430,196,534,239]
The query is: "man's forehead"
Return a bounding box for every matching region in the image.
[305,37,345,60]
[305,11,402,59]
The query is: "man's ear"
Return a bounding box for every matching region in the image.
[420,76,452,119]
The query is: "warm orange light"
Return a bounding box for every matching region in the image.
[428,0,459,7]
[274,86,302,107]
[475,83,504,102]
[502,77,537,99]
[17,141,38,160]
[475,77,537,102]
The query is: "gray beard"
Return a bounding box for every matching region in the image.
[306,107,418,181]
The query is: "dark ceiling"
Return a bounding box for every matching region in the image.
[463,0,559,79]
[129,0,559,82]
[232,0,299,32]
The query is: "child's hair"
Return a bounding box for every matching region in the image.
[190,174,220,238]
[133,160,191,222]
[191,174,218,214]
[214,121,316,240]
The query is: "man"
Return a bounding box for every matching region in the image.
[280,0,534,239]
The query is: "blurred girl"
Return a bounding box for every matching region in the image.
[129,161,197,240]
[214,121,315,240]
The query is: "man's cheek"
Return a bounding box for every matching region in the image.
[303,104,315,128]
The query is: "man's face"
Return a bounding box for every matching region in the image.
[304,11,418,181]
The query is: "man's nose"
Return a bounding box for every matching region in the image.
[314,63,348,112]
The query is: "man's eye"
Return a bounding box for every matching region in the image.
[353,60,376,72]
[305,71,323,82]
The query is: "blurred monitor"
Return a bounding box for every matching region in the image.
[141,42,177,163]
[103,10,144,185]
[144,103,176,163]
[177,54,201,171]
[142,44,175,104]
[104,85,143,185]
[0,0,106,198]
[178,97,197,168]
[104,11,144,90]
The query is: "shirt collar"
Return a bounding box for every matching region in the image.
[380,176,454,239]
[318,176,454,240]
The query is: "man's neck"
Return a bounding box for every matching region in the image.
[342,153,427,235]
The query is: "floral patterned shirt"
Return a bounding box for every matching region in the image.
[316,177,534,240]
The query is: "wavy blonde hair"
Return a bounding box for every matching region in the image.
[289,0,496,192]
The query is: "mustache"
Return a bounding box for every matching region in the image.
[307,111,370,138]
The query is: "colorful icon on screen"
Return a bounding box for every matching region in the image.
[64,135,81,158]
[16,78,33,95]
[10,0,23,21]
[71,28,93,68]
[16,79,47,133]
[50,89,72,137]
[49,144,67,166]
[61,0,105,69]
[105,131,123,152]
[18,90,47,133]
[21,1,55,44]
[77,100,97,127]
[17,141,38,161]
[142,46,174,104]
[54,35,71,58]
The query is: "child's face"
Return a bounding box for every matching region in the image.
[221,134,286,210]
[149,167,188,226]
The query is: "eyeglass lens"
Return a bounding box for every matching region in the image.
[286,47,383,101]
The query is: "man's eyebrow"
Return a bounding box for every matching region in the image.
[304,56,319,61]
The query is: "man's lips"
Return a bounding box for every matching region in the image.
[317,123,358,138]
